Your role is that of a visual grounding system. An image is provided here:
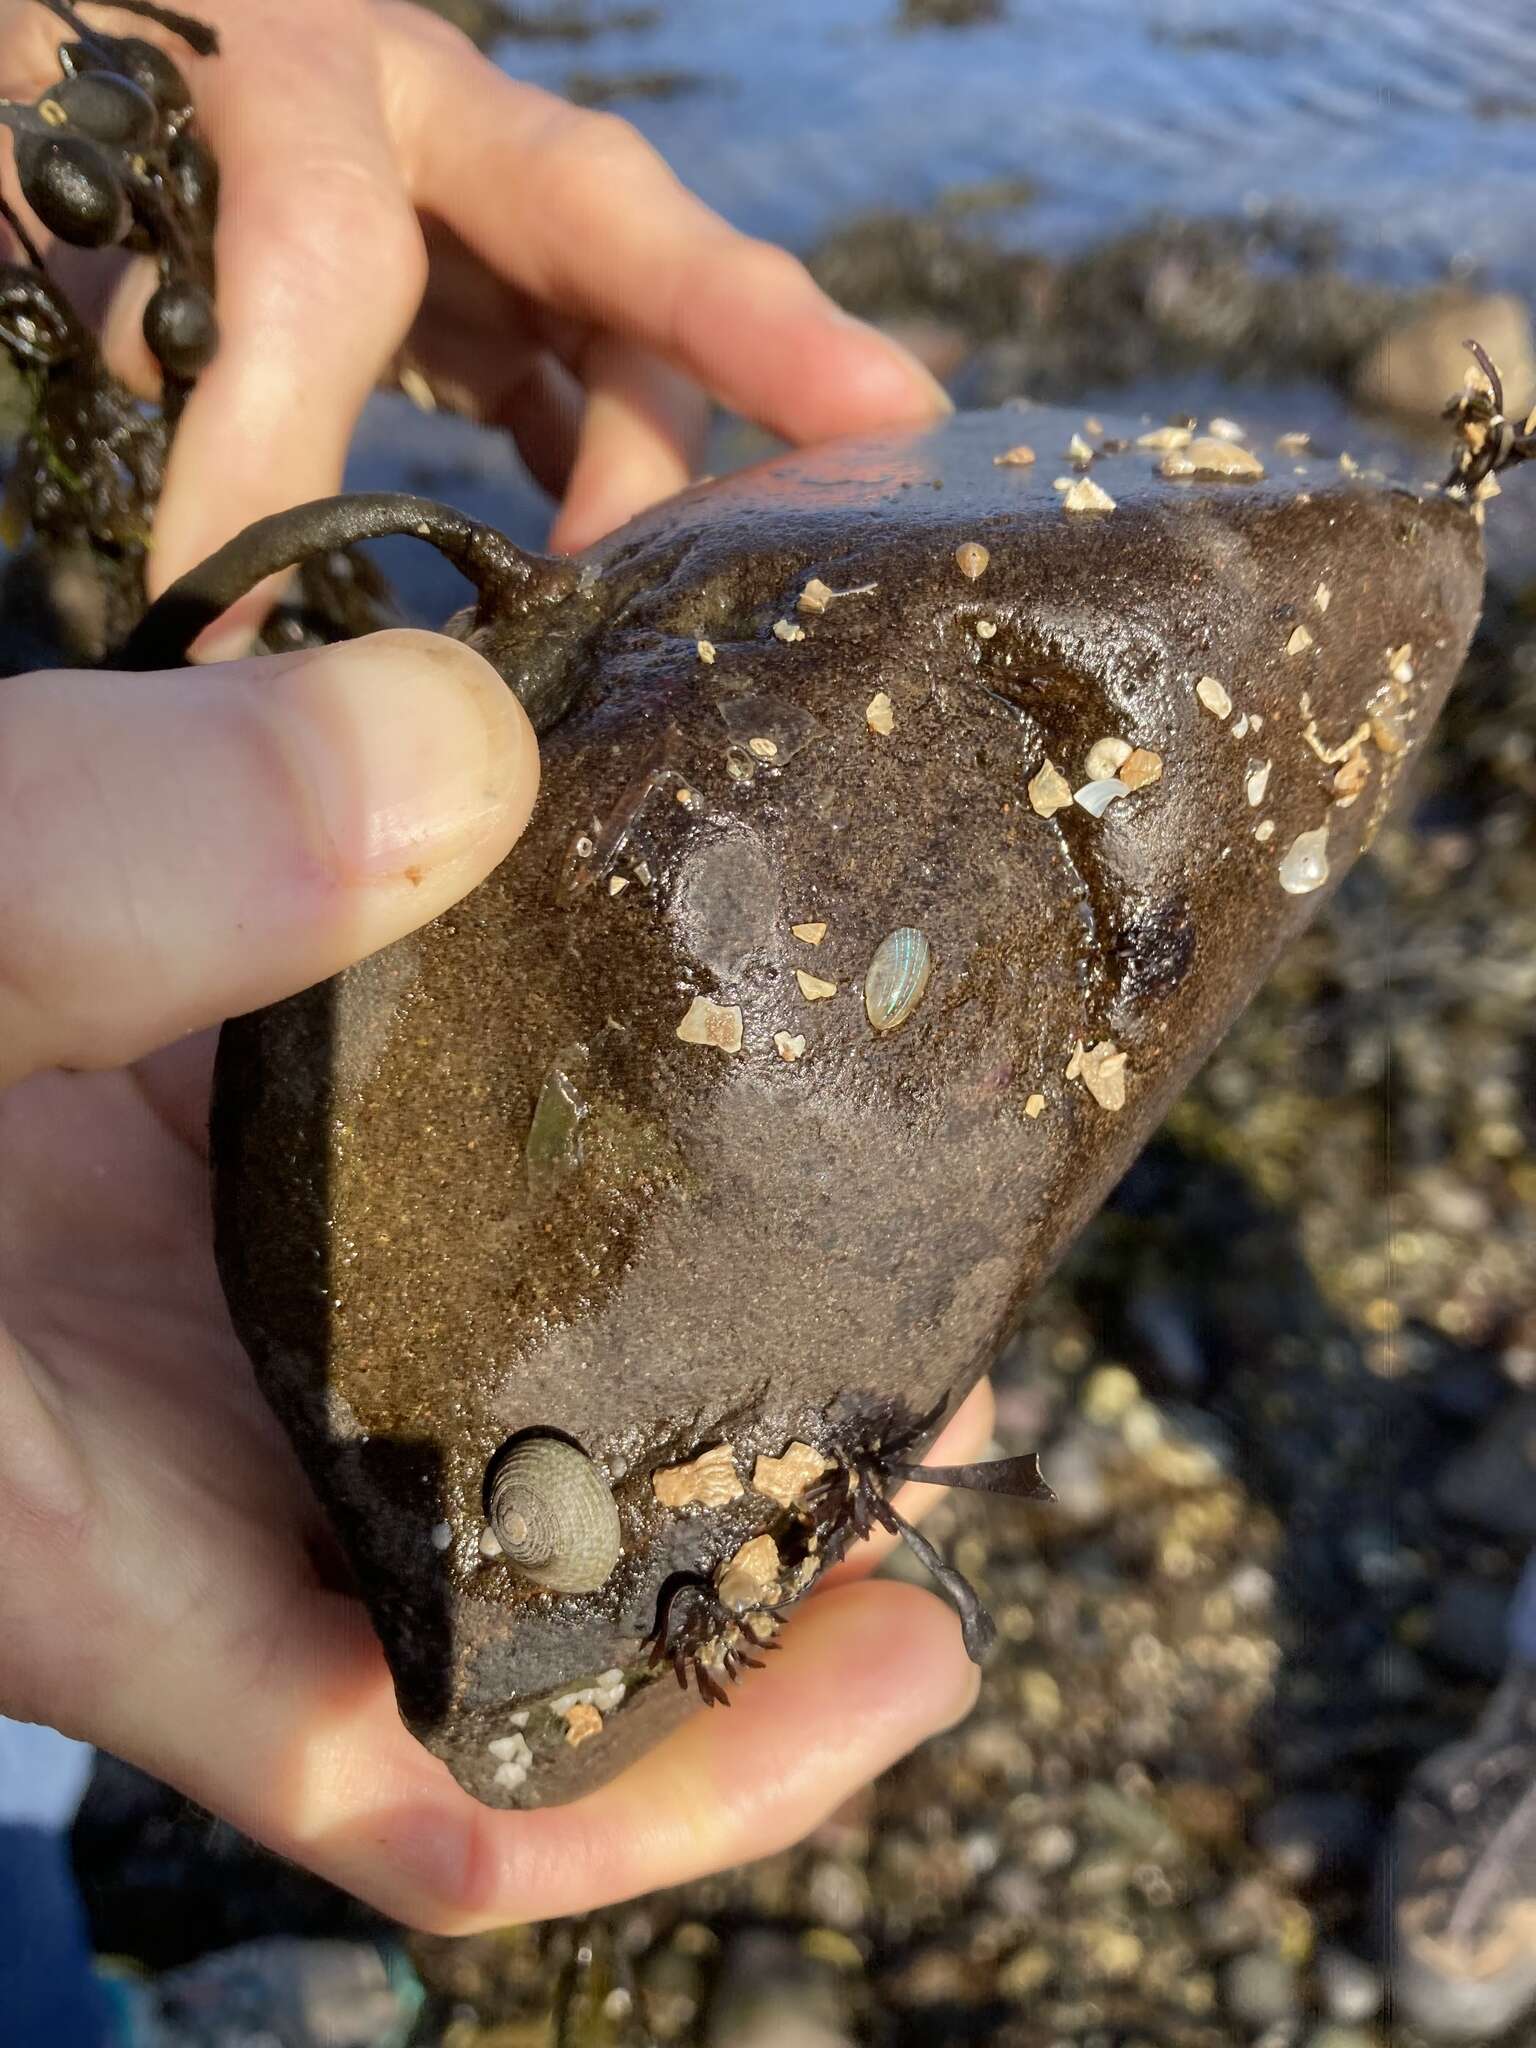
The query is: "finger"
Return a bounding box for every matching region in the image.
[546,336,709,553]
[17,1555,975,1931]
[148,0,427,605]
[384,15,951,447]
[0,630,535,1087]
[817,1377,997,1591]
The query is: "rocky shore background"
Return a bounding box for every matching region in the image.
[33,2,1536,2044]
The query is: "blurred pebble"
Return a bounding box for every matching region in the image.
[1352,289,1536,416]
[154,1938,422,2048]
[705,1931,853,2048]
[1316,1946,1382,2023]
[1434,1395,1536,1543]
[1253,1793,1378,1886]
[1222,1950,1300,2028]
[1426,1574,1513,1681]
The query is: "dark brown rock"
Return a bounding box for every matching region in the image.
[211,408,1484,1808]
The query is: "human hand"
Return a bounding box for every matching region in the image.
[0,632,987,1931]
[0,0,950,655]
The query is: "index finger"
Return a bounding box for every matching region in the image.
[148,0,426,605]
[382,7,951,449]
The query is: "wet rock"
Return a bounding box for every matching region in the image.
[210,408,1484,1808]
[1433,1393,1536,1543]
[1353,289,1536,418]
[1389,1667,1536,2041]
[1253,1792,1379,1887]
[1222,1950,1300,2029]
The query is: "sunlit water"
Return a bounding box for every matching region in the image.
[358,0,1536,601]
[488,0,1536,287]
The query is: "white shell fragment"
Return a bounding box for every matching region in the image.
[697,638,716,663]
[797,577,834,615]
[791,920,828,944]
[1287,625,1315,657]
[1314,583,1332,613]
[1028,758,1074,817]
[773,618,806,643]
[994,443,1036,466]
[1025,1093,1046,1119]
[1137,424,1193,451]
[955,541,991,580]
[1067,432,1095,461]
[1245,759,1272,808]
[489,1733,531,1764]
[1071,1040,1129,1112]
[1085,736,1133,781]
[1074,777,1130,818]
[1119,747,1163,790]
[717,1534,783,1614]
[676,996,744,1054]
[1255,819,1276,844]
[1196,675,1233,720]
[864,926,933,1034]
[774,1032,806,1063]
[796,969,838,1002]
[1278,826,1331,895]
[1160,438,1265,480]
[1085,1047,1128,1110]
[653,1442,743,1510]
[1063,477,1116,514]
[753,1441,833,1507]
[866,690,896,736]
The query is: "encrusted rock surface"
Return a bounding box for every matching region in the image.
[212,407,1483,1807]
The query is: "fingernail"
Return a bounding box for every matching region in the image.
[195,617,258,665]
[938,1659,983,1734]
[832,308,956,414]
[278,630,529,885]
[190,576,291,664]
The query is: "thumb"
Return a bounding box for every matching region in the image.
[0,630,536,1088]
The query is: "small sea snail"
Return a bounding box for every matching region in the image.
[486,1434,622,1594]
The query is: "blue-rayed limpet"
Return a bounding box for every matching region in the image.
[864,926,933,1034]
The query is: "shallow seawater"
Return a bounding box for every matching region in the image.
[488,0,1536,290]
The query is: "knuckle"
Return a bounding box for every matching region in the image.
[380,0,480,69]
[286,159,428,321]
[542,103,660,193]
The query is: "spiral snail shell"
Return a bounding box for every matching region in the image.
[486,1434,622,1593]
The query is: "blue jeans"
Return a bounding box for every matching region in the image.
[0,1719,109,2047]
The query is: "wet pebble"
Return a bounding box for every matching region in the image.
[1316,1946,1382,2024]
[1222,1951,1300,2029]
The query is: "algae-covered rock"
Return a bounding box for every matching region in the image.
[209,407,1483,1807]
